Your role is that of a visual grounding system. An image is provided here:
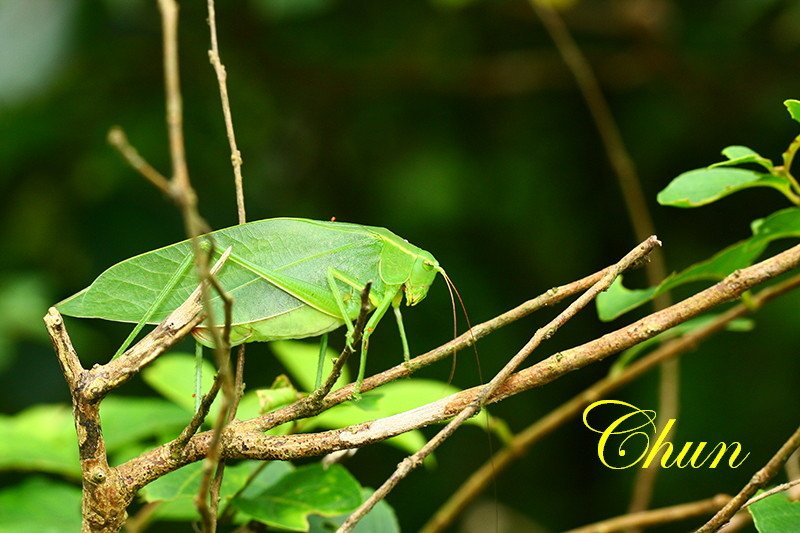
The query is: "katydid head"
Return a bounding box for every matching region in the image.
[404,253,440,306]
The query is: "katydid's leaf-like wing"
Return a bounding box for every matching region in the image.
[597,207,800,321]
[56,219,384,328]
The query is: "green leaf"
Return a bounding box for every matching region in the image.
[609,316,753,375]
[0,274,51,372]
[101,396,193,451]
[233,464,363,531]
[750,491,800,532]
[709,145,774,171]
[0,477,82,533]
[597,207,800,320]
[142,352,219,421]
[657,167,795,207]
[309,379,496,459]
[596,278,658,322]
[141,460,293,521]
[271,339,350,392]
[309,488,400,533]
[785,99,800,124]
[0,405,79,478]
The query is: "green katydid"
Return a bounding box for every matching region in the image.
[56,218,454,396]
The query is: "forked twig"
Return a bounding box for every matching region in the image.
[107,127,171,195]
[337,236,662,532]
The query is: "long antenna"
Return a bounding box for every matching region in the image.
[437,267,483,384]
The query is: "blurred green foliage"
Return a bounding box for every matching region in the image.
[1,0,800,531]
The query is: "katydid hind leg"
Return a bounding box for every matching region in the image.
[326,269,358,349]
[326,267,381,349]
[113,251,194,359]
[315,333,329,390]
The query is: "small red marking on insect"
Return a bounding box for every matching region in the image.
[330,216,337,222]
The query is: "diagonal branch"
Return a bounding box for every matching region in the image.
[528,2,676,517]
[697,424,800,532]
[564,494,731,533]
[113,243,800,495]
[336,236,662,531]
[421,272,800,533]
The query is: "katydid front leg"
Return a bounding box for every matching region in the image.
[353,286,401,398]
[392,296,411,363]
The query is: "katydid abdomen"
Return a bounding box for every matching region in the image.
[56,218,444,394]
[192,303,347,347]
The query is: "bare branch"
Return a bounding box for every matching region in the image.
[107,127,172,196]
[697,425,800,532]
[564,494,731,533]
[237,263,615,433]
[744,478,800,508]
[157,0,191,199]
[206,0,246,224]
[528,2,676,516]
[421,273,800,533]
[79,248,231,402]
[337,236,662,531]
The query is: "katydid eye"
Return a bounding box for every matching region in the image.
[422,261,434,271]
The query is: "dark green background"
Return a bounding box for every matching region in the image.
[2,0,799,531]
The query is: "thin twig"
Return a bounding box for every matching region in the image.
[172,377,223,453]
[697,425,800,532]
[744,478,800,508]
[158,0,190,199]
[61,241,800,526]
[337,236,662,532]
[420,273,800,533]
[206,0,246,224]
[564,494,731,533]
[236,266,615,434]
[206,3,248,519]
[107,127,171,195]
[157,3,237,531]
[528,2,676,520]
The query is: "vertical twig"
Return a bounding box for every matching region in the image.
[205,1,249,527]
[157,1,236,530]
[207,0,246,224]
[529,2,676,519]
